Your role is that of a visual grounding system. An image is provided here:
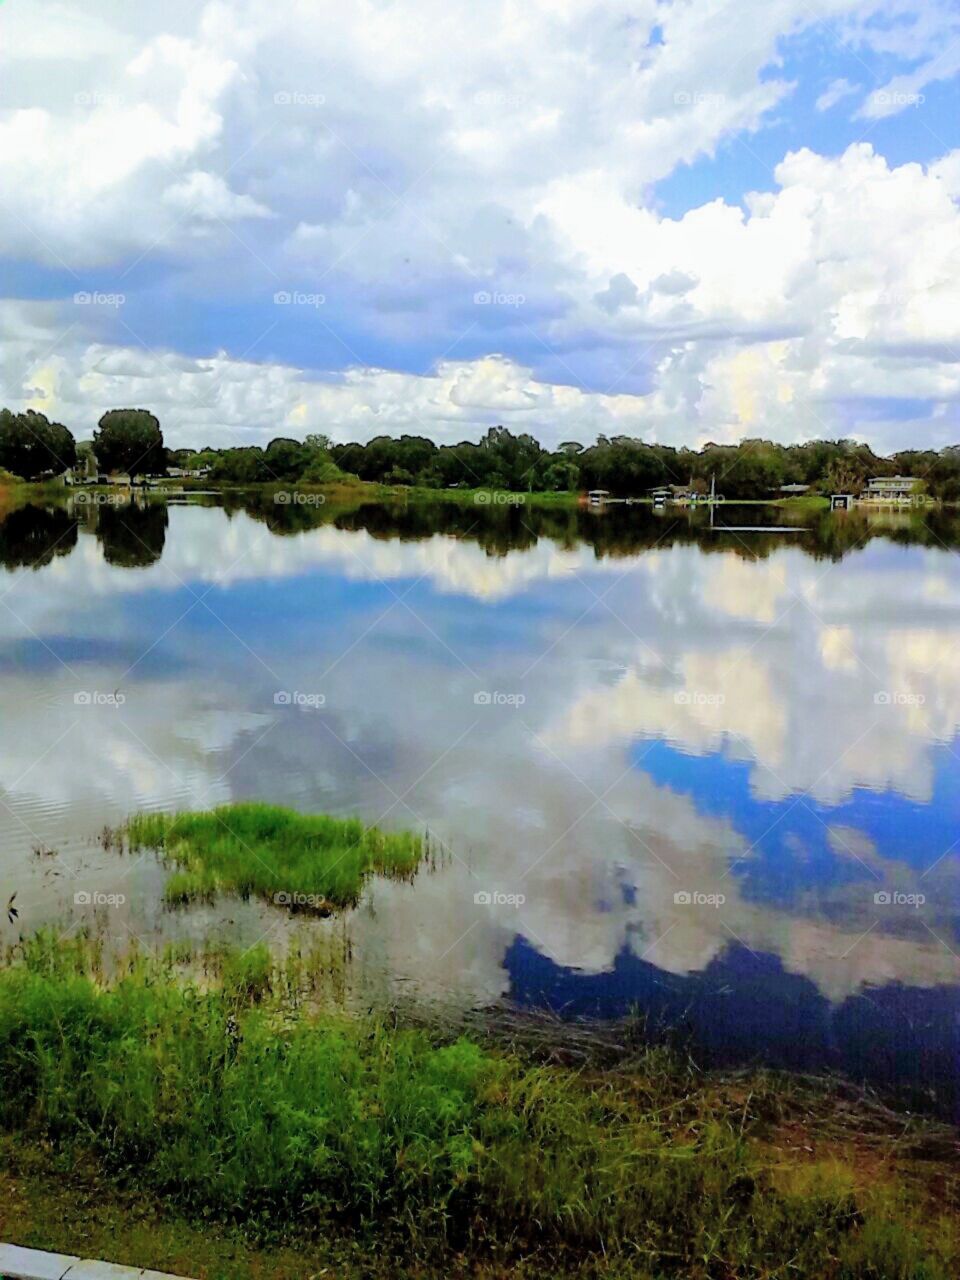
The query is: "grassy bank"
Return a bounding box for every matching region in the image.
[0,930,956,1278]
[159,474,393,498]
[0,481,17,521]
[0,477,71,510]
[774,494,831,512]
[401,484,581,507]
[123,802,426,909]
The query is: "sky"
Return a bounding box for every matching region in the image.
[1,0,959,452]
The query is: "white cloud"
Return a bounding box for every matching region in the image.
[0,1,957,449]
[816,77,857,111]
[163,171,273,222]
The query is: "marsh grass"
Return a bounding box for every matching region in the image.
[0,929,955,1277]
[123,802,426,909]
[403,485,580,508]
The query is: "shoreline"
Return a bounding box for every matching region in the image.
[1,1052,956,1280]
[0,922,957,1278]
[5,477,957,513]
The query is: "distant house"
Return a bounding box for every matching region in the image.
[860,476,925,505]
[779,483,810,495]
[66,452,139,486]
[65,452,99,485]
[166,466,210,479]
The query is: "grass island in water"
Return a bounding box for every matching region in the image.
[124,801,426,910]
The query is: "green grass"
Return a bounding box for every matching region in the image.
[774,494,831,511]
[0,1137,397,1280]
[0,930,955,1277]
[402,485,581,507]
[124,802,426,909]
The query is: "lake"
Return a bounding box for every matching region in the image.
[2,492,959,1113]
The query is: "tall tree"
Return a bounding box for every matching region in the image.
[0,409,77,480]
[93,409,164,479]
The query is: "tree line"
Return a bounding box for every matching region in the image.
[4,409,960,499]
[0,408,340,488]
[185,427,960,498]
[322,428,960,500]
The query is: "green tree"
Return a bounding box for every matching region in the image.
[822,456,865,495]
[0,409,77,480]
[478,426,545,489]
[182,450,218,471]
[210,447,270,484]
[93,409,164,479]
[301,432,351,483]
[264,437,310,482]
[541,459,580,491]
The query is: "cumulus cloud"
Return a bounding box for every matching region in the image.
[0,0,958,448]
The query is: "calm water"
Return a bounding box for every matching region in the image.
[2,494,959,1111]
